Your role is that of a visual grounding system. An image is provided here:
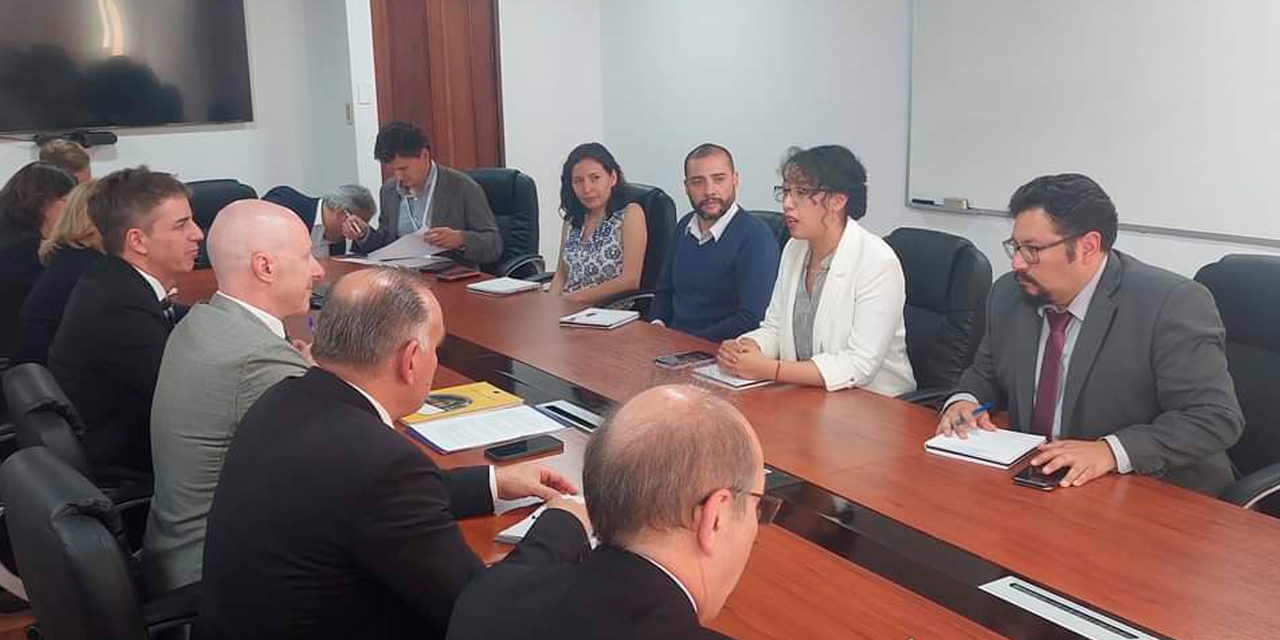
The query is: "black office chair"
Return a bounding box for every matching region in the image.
[465,168,545,278]
[1195,254,1280,517]
[2,364,151,548]
[749,210,790,251]
[186,179,257,270]
[1,447,199,640]
[600,182,677,314]
[883,228,992,408]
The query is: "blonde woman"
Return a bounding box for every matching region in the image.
[15,180,104,364]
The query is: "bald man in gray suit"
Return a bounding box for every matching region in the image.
[143,200,326,594]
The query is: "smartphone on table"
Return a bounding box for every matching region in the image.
[1012,465,1069,491]
[484,435,564,462]
[653,350,716,370]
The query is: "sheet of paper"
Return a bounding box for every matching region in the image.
[409,405,565,453]
[692,364,771,390]
[924,428,1045,468]
[496,496,596,546]
[467,277,540,295]
[367,228,448,261]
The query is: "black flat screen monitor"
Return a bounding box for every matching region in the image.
[0,0,253,133]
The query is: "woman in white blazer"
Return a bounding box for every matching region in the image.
[717,145,915,396]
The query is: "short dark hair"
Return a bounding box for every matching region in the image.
[38,139,90,176]
[88,166,191,257]
[583,386,757,547]
[1008,173,1118,251]
[684,142,735,175]
[0,162,76,233]
[374,121,430,164]
[312,268,431,371]
[558,142,628,229]
[780,145,868,220]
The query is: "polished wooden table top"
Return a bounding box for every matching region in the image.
[170,260,1280,640]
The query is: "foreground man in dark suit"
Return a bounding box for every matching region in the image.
[197,267,591,640]
[48,166,203,473]
[938,174,1243,495]
[447,385,772,640]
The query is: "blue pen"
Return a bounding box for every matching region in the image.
[952,402,991,429]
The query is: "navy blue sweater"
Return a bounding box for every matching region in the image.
[650,209,780,342]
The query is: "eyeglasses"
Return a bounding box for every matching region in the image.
[773,185,825,203]
[747,491,783,524]
[1002,235,1079,265]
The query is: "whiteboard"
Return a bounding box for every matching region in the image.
[909,0,1280,244]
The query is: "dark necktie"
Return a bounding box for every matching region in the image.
[160,296,176,325]
[1030,309,1073,437]
[329,240,345,257]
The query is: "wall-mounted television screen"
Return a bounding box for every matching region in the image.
[0,0,253,133]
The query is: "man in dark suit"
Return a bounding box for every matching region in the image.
[197,267,591,640]
[938,174,1243,495]
[262,184,375,258]
[48,166,203,474]
[345,121,502,264]
[447,385,772,640]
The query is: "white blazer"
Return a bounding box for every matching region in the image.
[740,220,916,395]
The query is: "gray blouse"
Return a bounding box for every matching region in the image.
[791,250,834,360]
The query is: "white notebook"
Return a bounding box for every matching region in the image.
[466,277,541,296]
[924,429,1046,469]
[558,308,639,330]
[496,496,597,546]
[691,364,773,390]
[408,405,564,453]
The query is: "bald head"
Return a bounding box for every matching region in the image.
[207,199,322,318]
[583,385,761,546]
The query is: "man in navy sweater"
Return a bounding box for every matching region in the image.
[650,144,780,342]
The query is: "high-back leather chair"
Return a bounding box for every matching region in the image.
[464,168,544,277]
[617,182,677,293]
[1195,254,1280,516]
[749,210,789,250]
[3,362,85,442]
[883,228,992,406]
[186,179,257,269]
[0,447,198,640]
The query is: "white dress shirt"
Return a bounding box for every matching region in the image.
[310,201,348,259]
[215,292,285,339]
[131,264,168,301]
[685,203,740,245]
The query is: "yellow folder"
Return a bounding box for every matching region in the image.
[401,381,523,424]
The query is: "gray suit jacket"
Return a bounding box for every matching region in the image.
[357,164,502,264]
[143,294,311,594]
[952,251,1243,495]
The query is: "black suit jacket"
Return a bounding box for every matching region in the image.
[48,256,174,473]
[447,545,733,640]
[15,247,103,365]
[197,368,590,640]
[263,185,349,257]
[0,221,42,360]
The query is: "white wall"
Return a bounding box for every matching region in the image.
[587,0,1280,277]
[0,0,369,201]
[599,0,916,236]
[497,0,605,261]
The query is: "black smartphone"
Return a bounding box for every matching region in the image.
[1013,465,1069,491]
[437,267,481,282]
[653,350,716,369]
[484,435,564,462]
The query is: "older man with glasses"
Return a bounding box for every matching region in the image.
[446,384,778,640]
[937,173,1242,496]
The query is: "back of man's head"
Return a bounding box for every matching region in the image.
[207,200,318,316]
[88,166,190,257]
[38,139,90,182]
[584,385,759,546]
[312,268,431,373]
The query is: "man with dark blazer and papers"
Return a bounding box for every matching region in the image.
[197,268,590,640]
[447,385,772,640]
[48,167,203,474]
[262,184,375,258]
[938,174,1243,495]
[346,121,502,264]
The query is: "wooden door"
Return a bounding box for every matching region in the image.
[370,0,504,169]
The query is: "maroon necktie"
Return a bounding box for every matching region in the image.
[1031,309,1073,437]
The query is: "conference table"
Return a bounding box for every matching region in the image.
[169,258,1280,640]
